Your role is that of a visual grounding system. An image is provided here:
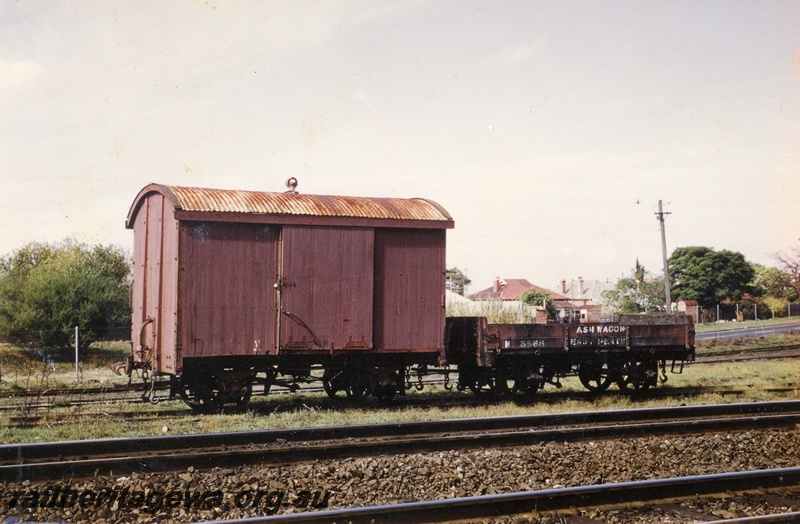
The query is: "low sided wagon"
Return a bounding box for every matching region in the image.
[445,314,695,395]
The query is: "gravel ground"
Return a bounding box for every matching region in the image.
[3,428,799,523]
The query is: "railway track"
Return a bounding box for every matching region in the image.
[1,344,796,416]
[693,343,800,367]
[1,380,785,429]
[0,375,439,412]
[698,343,800,359]
[3,400,800,483]
[212,468,800,523]
[1,381,171,398]
[0,381,326,417]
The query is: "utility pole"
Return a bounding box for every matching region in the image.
[656,200,673,313]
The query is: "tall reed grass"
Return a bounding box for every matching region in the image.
[446,298,532,324]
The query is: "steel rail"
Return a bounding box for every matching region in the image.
[205,467,800,524]
[0,378,442,406]
[0,385,301,413]
[704,513,800,523]
[3,400,800,463]
[0,384,753,419]
[3,402,800,482]
[697,343,800,358]
[0,395,155,412]
[0,384,760,429]
[693,354,800,365]
[1,381,171,399]
[1,343,792,404]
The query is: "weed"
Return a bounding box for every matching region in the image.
[2,337,800,443]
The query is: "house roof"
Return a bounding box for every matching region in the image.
[469,278,569,302]
[554,278,616,304]
[445,289,473,304]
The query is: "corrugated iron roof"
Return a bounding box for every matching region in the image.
[127,183,454,228]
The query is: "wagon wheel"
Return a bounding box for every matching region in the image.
[523,365,547,396]
[523,379,542,396]
[195,380,225,412]
[578,361,613,393]
[180,378,225,412]
[616,359,657,392]
[178,382,201,410]
[374,388,396,402]
[494,366,523,397]
[468,374,495,396]
[615,360,639,391]
[322,367,348,399]
[347,369,372,401]
[456,368,490,396]
[373,370,399,402]
[233,380,253,408]
[639,359,659,389]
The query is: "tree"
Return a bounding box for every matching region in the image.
[668,246,755,307]
[0,240,131,354]
[772,246,800,301]
[602,260,666,314]
[752,263,798,302]
[520,288,557,319]
[446,267,471,296]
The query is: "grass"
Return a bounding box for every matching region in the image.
[2,354,799,444]
[694,316,800,333]
[446,299,532,323]
[1,334,800,444]
[0,340,131,393]
[695,332,800,356]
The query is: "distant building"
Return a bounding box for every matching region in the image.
[469,278,566,302]
[554,277,615,306]
[677,300,700,323]
[468,278,568,324]
[467,277,616,324]
[549,277,617,323]
[446,289,473,304]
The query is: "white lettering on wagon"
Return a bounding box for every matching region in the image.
[569,337,626,347]
[574,325,627,334]
[505,339,547,349]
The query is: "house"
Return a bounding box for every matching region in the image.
[467,277,618,323]
[677,300,701,323]
[468,278,569,324]
[555,277,616,306]
[549,277,617,323]
[469,278,565,302]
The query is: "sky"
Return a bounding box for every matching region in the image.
[1,0,798,294]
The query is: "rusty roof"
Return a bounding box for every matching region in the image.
[126,183,454,229]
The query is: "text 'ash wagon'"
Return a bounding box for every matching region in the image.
[125,181,454,409]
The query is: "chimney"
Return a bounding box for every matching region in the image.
[493,277,500,294]
[578,277,584,295]
[560,279,566,294]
